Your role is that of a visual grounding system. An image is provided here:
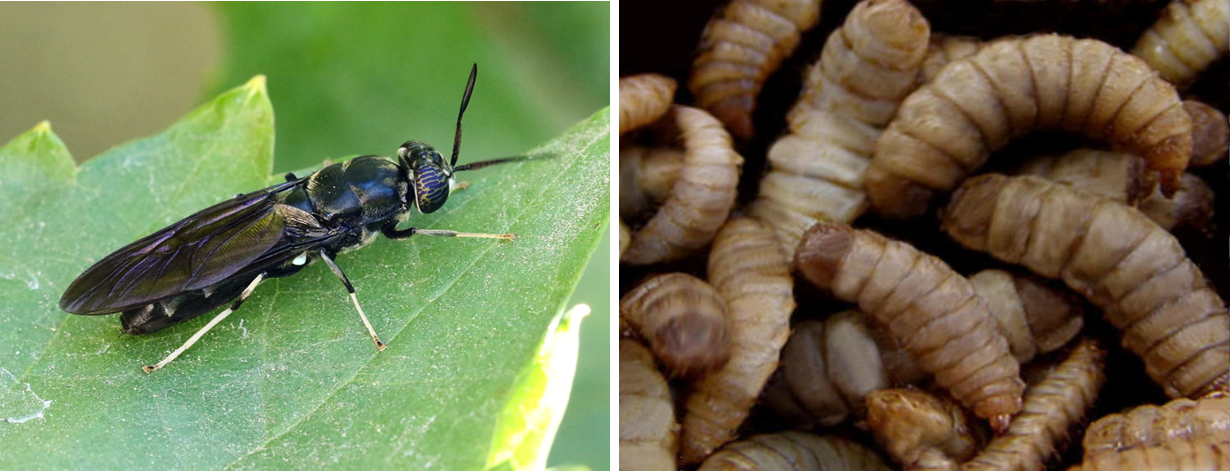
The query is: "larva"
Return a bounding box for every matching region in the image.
[764,272,1084,428]
[620,145,684,220]
[619,337,680,471]
[1070,438,1230,471]
[1184,99,1229,167]
[795,222,1025,433]
[689,0,822,140]
[747,0,930,255]
[1083,395,1230,456]
[941,174,1230,399]
[962,339,1107,471]
[865,388,981,466]
[622,106,743,265]
[620,273,733,378]
[1018,149,1215,231]
[620,73,677,136]
[913,447,961,471]
[1131,0,1230,86]
[681,217,794,464]
[921,34,982,83]
[696,432,891,471]
[867,34,1192,218]
[619,217,631,257]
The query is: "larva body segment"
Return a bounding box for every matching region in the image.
[682,217,794,464]
[749,0,929,255]
[942,174,1230,398]
[1131,0,1230,85]
[1184,99,1230,167]
[697,432,892,471]
[921,34,982,84]
[963,339,1108,471]
[622,106,743,265]
[1069,438,1230,471]
[971,270,1084,364]
[868,35,1192,218]
[1019,149,1215,231]
[620,145,684,219]
[795,223,1025,432]
[1083,396,1230,455]
[619,338,680,471]
[620,273,732,378]
[620,74,677,136]
[689,0,822,140]
[865,388,980,466]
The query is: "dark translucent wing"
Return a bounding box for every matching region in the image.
[60,181,303,315]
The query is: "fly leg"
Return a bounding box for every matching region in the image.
[319,249,387,351]
[143,273,266,373]
[381,223,514,241]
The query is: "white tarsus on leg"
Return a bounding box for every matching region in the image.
[143,273,266,373]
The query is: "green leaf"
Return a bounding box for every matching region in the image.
[0,76,610,470]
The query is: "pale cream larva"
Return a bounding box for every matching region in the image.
[942,174,1229,399]
[689,0,822,140]
[680,217,794,464]
[748,0,929,255]
[867,34,1192,218]
[697,432,892,471]
[1131,0,1230,85]
[620,273,732,379]
[795,222,1024,433]
[622,106,742,265]
[619,338,679,471]
[1083,395,1229,456]
[619,74,677,136]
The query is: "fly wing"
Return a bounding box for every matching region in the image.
[60,181,304,315]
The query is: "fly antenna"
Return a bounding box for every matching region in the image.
[454,155,537,172]
[452,63,478,168]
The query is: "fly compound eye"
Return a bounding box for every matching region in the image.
[414,162,450,213]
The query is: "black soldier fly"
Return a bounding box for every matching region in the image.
[59,64,531,373]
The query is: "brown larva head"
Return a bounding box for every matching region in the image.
[653,310,732,379]
[865,165,936,219]
[940,174,1008,250]
[795,222,853,289]
[1184,100,1229,167]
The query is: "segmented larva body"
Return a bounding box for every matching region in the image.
[764,273,1083,428]
[795,223,1025,433]
[620,273,733,378]
[1083,395,1230,456]
[867,34,1193,218]
[1184,99,1229,167]
[697,432,892,471]
[921,34,982,83]
[619,338,680,471]
[1019,149,1215,231]
[1131,0,1230,86]
[619,217,631,257]
[622,106,743,265]
[748,0,930,255]
[963,339,1107,471]
[620,145,684,219]
[682,217,794,464]
[620,74,677,136]
[865,388,980,466]
[913,447,961,471]
[689,0,822,140]
[942,174,1230,398]
[1070,438,1230,471]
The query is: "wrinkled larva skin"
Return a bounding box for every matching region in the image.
[620,74,677,136]
[1069,438,1230,471]
[867,34,1192,218]
[689,0,822,140]
[1131,0,1230,86]
[795,222,1025,433]
[619,338,680,471]
[942,174,1230,399]
[962,339,1107,471]
[1083,395,1229,456]
[920,34,982,84]
[620,146,685,220]
[1018,149,1215,231]
[697,432,892,471]
[865,388,981,466]
[748,0,930,256]
[681,217,794,465]
[620,273,733,378]
[622,106,743,265]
